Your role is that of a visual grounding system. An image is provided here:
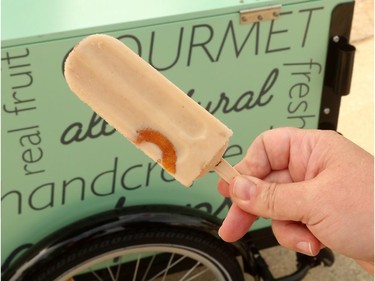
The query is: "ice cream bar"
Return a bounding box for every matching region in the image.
[64,34,238,186]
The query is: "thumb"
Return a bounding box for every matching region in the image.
[229,176,313,222]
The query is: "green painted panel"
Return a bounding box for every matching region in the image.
[3,0,325,46]
[2,0,352,267]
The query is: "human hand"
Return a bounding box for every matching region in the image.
[218,128,374,273]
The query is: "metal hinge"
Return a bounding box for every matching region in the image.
[240,5,281,24]
[325,35,356,96]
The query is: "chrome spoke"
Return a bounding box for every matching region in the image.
[91,270,104,281]
[148,254,187,281]
[106,266,116,281]
[162,253,175,281]
[132,254,141,281]
[141,254,156,281]
[184,267,210,281]
[115,260,121,281]
[179,261,201,281]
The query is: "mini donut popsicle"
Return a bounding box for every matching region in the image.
[64,34,239,187]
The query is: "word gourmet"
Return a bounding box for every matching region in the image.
[115,7,324,70]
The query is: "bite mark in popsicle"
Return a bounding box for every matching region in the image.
[135,128,177,174]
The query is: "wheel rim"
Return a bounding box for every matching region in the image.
[56,244,232,281]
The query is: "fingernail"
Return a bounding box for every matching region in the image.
[296,241,313,256]
[218,227,223,239]
[233,177,256,200]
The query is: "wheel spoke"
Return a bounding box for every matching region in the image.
[179,261,201,281]
[162,253,175,281]
[148,254,187,281]
[91,270,104,281]
[132,254,141,281]
[115,260,121,281]
[106,266,116,281]
[141,254,156,281]
[184,268,210,281]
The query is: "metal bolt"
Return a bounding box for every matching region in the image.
[273,12,279,17]
[324,108,331,115]
[333,35,340,43]
[241,16,248,22]
[257,15,263,21]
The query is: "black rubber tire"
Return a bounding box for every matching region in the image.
[27,227,245,281]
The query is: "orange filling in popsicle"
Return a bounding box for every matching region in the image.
[135,128,177,174]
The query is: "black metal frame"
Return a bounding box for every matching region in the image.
[319,2,356,130]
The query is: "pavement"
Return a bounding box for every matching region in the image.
[246,0,374,280]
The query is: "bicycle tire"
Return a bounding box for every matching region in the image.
[27,226,245,281]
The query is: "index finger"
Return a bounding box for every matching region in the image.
[236,128,295,178]
[237,127,319,184]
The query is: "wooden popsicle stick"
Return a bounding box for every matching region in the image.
[214,158,240,183]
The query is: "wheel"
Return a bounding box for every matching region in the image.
[27,227,245,281]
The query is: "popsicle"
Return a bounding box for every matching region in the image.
[64,34,239,187]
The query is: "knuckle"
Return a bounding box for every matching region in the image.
[260,181,279,218]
